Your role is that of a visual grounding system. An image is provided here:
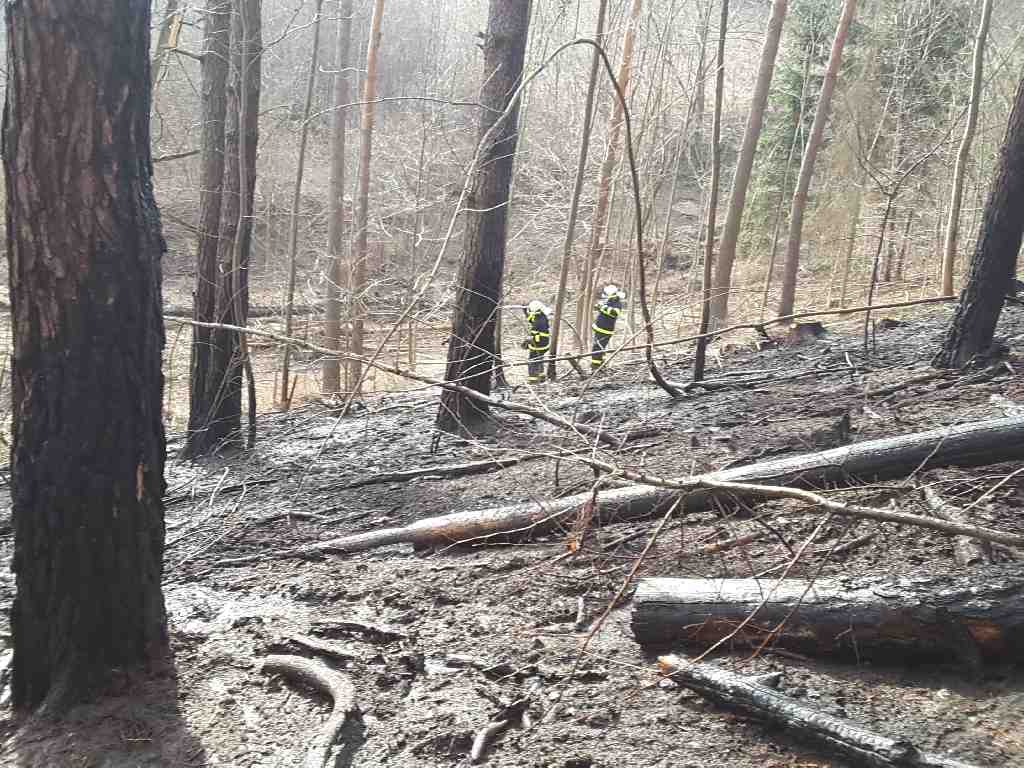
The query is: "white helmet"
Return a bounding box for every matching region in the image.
[527,300,546,314]
[603,284,621,299]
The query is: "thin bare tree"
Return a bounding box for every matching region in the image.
[348,0,385,395]
[776,0,858,319]
[941,0,994,297]
[548,0,609,380]
[323,0,355,395]
[577,0,643,349]
[693,0,729,382]
[709,0,788,328]
[281,0,325,409]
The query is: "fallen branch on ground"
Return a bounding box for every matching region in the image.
[921,486,992,567]
[634,565,1024,665]
[215,417,1024,564]
[261,654,358,768]
[658,655,982,768]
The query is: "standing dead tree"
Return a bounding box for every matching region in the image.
[935,72,1024,368]
[436,0,530,436]
[5,0,168,709]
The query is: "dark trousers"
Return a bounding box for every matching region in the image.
[528,347,548,382]
[591,333,611,368]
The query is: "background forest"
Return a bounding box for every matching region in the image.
[0,0,1010,431]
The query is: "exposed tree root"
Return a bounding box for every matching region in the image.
[261,654,358,768]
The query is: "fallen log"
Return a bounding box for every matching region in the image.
[921,487,992,567]
[212,417,1024,564]
[658,654,982,768]
[632,564,1024,665]
[261,654,358,768]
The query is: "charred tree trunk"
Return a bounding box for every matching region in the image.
[200,0,261,451]
[436,0,529,435]
[183,0,230,458]
[5,0,168,710]
[634,566,1024,665]
[935,74,1024,369]
[323,0,354,395]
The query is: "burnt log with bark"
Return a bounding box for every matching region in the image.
[633,565,1024,665]
[659,655,982,768]
[218,417,1024,563]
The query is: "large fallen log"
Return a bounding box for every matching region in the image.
[217,417,1024,563]
[658,654,981,768]
[632,565,1024,664]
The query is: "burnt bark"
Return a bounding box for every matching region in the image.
[194,0,261,452]
[659,655,982,768]
[935,74,1024,369]
[634,566,1024,666]
[183,0,230,457]
[436,0,529,435]
[4,0,167,709]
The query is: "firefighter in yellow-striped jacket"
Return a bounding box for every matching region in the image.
[522,300,551,384]
[591,284,625,371]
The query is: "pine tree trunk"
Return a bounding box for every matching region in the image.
[436,0,529,435]
[935,74,1024,368]
[941,0,993,297]
[348,0,385,395]
[5,0,168,710]
[184,0,230,457]
[187,0,259,453]
[776,0,857,319]
[323,0,355,395]
[281,0,324,409]
[709,0,788,328]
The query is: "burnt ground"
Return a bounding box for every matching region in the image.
[2,303,1024,767]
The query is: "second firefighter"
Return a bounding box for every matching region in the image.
[591,284,625,371]
[523,300,551,384]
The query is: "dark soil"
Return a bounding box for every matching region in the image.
[2,303,1024,767]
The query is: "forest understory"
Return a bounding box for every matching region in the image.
[2,299,1023,767]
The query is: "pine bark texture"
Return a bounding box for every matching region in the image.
[184,0,230,456]
[323,0,355,395]
[709,0,787,328]
[935,74,1024,368]
[776,0,857,319]
[4,0,168,709]
[436,0,529,434]
[193,0,261,452]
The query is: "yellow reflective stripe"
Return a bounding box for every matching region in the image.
[528,346,549,352]
[592,325,615,335]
